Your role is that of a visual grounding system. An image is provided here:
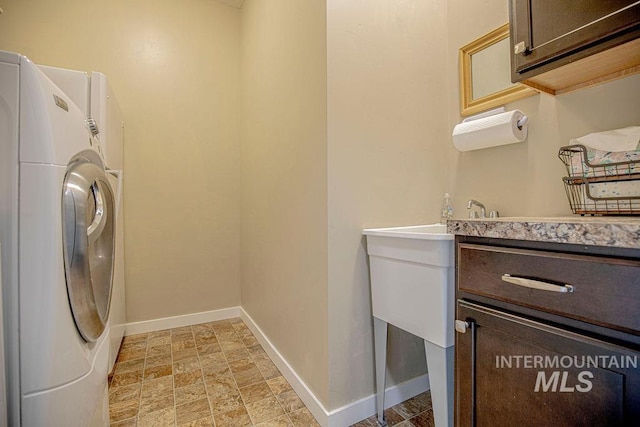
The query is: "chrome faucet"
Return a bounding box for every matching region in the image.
[467,199,486,219]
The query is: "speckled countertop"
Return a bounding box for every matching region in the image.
[447,217,640,249]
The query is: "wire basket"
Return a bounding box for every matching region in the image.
[563,176,640,215]
[558,145,640,215]
[558,144,640,179]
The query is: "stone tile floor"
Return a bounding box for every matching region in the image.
[108,318,318,426]
[108,317,433,427]
[349,392,434,427]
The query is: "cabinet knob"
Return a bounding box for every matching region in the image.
[455,320,470,334]
[514,41,527,54]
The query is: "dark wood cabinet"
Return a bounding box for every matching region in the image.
[455,236,640,427]
[456,301,640,427]
[509,0,640,93]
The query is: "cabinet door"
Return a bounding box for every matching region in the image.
[510,0,640,80]
[455,301,640,427]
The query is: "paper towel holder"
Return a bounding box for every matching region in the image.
[453,108,528,152]
[463,107,528,131]
[516,115,528,130]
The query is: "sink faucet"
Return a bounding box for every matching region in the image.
[467,199,486,219]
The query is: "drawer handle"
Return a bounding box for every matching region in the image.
[501,274,574,293]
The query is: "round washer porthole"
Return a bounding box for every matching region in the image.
[61,150,115,342]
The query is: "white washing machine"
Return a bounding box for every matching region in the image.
[0,51,115,426]
[93,74,126,374]
[39,65,126,373]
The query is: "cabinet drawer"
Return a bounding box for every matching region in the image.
[457,243,640,335]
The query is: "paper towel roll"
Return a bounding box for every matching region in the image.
[452,110,527,152]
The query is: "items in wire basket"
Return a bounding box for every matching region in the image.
[569,126,640,152]
[562,177,640,215]
[588,180,640,198]
[559,145,640,178]
[558,143,640,216]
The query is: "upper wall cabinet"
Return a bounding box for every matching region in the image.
[509,0,640,95]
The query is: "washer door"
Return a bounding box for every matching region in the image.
[62,150,115,342]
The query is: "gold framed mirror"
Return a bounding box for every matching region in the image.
[460,24,537,117]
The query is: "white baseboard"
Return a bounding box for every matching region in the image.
[240,308,330,425]
[125,306,429,426]
[240,307,430,427]
[125,306,241,335]
[326,373,429,427]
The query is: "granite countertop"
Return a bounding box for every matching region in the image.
[447,217,640,249]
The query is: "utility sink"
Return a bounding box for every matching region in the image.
[362,223,451,239]
[363,224,454,427]
[363,224,454,347]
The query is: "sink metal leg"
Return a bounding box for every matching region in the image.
[373,317,388,427]
[424,340,454,427]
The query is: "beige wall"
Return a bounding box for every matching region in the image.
[239,0,329,407]
[326,0,450,409]
[0,0,242,321]
[446,0,640,217]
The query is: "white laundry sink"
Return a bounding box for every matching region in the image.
[363,224,454,347]
[363,223,455,427]
[362,223,450,239]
